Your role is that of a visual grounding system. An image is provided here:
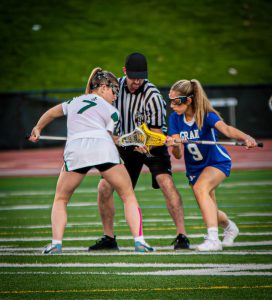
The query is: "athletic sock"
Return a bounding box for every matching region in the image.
[134,236,145,243]
[207,227,219,241]
[52,239,62,245]
[225,220,235,231]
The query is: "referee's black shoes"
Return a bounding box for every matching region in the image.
[171,234,190,250]
[88,235,119,251]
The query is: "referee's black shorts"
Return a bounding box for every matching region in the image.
[118,145,172,189]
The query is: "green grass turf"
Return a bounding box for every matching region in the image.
[0,169,271,299]
[0,0,271,92]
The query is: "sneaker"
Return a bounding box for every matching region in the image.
[135,241,154,252]
[222,222,239,247]
[88,235,119,251]
[171,234,190,250]
[42,243,62,254]
[196,237,222,252]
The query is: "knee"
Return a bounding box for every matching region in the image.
[98,179,114,201]
[157,174,173,190]
[193,183,206,199]
[157,175,181,199]
[53,194,69,207]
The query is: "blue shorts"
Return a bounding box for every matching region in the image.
[186,162,231,185]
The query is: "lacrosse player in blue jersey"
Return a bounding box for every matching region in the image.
[166,79,257,251]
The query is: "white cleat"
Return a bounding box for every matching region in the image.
[196,238,222,252]
[222,222,239,247]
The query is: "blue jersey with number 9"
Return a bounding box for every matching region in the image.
[168,111,231,184]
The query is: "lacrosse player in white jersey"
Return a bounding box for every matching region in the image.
[29,67,153,254]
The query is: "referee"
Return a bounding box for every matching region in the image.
[88,53,190,251]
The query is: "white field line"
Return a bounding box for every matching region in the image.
[0,202,97,211]
[0,271,271,276]
[1,202,272,211]
[1,251,272,256]
[1,237,272,244]
[1,241,272,256]
[14,220,272,229]
[0,232,271,242]
[0,231,272,240]
[0,217,207,229]
[1,219,272,227]
[0,180,271,198]
[239,221,272,224]
[0,263,271,276]
[0,262,271,268]
[239,213,272,217]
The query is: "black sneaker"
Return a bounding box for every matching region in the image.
[171,234,190,250]
[88,235,119,251]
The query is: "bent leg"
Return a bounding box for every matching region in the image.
[52,169,85,240]
[192,167,225,228]
[193,167,226,251]
[97,178,115,238]
[101,164,142,238]
[210,191,239,246]
[209,190,229,227]
[156,174,186,235]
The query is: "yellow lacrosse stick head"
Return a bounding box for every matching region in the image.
[139,123,166,151]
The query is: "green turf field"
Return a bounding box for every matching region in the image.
[0,169,272,299]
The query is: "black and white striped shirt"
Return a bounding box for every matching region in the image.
[114,77,167,134]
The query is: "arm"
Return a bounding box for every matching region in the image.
[29,104,64,142]
[165,134,182,159]
[215,120,257,149]
[111,134,119,145]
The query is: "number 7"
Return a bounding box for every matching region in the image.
[78,100,97,114]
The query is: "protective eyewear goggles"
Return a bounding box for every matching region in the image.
[108,83,119,96]
[168,95,193,105]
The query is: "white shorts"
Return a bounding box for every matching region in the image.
[63,138,120,171]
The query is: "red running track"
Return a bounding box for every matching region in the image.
[0,140,271,177]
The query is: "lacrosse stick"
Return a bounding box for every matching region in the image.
[174,139,263,147]
[26,135,67,141]
[117,123,263,149]
[118,123,167,152]
[118,126,147,147]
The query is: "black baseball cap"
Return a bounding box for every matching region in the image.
[125,52,148,79]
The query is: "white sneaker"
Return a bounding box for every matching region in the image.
[222,222,239,247]
[196,238,222,252]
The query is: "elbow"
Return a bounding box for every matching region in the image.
[174,154,182,160]
[172,149,182,159]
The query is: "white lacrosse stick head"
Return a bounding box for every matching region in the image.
[118,127,147,147]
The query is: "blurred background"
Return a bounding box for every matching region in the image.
[0,0,271,149]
